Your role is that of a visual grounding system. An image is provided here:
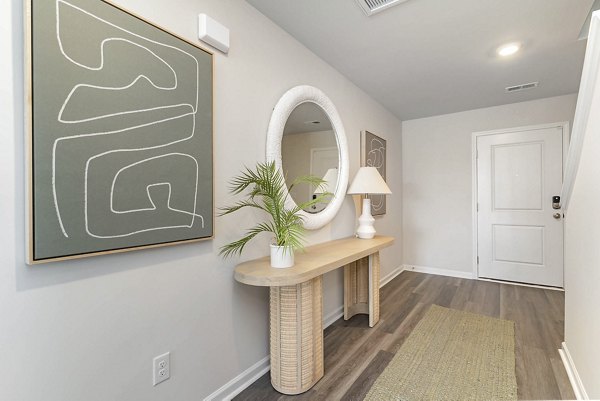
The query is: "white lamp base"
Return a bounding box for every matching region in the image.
[356,198,376,239]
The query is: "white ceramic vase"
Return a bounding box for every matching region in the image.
[270,244,294,268]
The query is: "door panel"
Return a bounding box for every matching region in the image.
[493,225,544,265]
[492,142,543,210]
[477,126,564,287]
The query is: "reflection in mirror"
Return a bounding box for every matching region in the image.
[281,103,339,213]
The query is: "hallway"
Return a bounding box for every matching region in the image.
[236,271,574,400]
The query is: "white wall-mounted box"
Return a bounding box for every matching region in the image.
[198,13,229,53]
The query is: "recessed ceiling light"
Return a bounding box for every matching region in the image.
[497,43,521,57]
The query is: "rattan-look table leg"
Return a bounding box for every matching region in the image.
[343,251,380,327]
[269,275,324,395]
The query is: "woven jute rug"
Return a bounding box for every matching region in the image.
[364,305,517,401]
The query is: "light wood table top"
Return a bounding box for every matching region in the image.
[234,236,394,287]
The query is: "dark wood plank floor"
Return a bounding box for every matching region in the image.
[234,271,574,400]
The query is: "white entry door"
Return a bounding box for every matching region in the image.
[476,125,565,287]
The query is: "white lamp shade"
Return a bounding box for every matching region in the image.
[347,167,391,195]
[314,168,338,194]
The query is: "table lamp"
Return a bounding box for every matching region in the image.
[347,167,391,239]
[314,168,338,194]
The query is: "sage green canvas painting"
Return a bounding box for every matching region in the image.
[28,0,213,262]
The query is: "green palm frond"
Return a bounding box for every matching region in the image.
[219,161,328,258]
[217,199,265,217]
[219,221,277,258]
[288,174,325,191]
[293,192,332,215]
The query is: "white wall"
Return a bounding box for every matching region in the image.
[563,49,600,399]
[0,0,402,400]
[402,94,577,274]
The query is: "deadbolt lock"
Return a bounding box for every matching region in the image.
[552,195,561,210]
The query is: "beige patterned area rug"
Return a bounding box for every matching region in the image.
[364,305,517,401]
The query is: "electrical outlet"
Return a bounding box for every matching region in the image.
[153,352,170,386]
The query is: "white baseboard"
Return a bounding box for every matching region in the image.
[321,265,404,330]
[402,264,475,280]
[204,305,346,400]
[203,356,270,401]
[205,264,407,399]
[323,305,344,329]
[321,264,405,329]
[559,342,588,400]
[380,265,405,288]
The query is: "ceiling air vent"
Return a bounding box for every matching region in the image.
[505,82,539,93]
[356,0,411,16]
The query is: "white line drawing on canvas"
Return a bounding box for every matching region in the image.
[366,136,386,213]
[52,111,197,237]
[83,152,202,239]
[366,137,385,169]
[111,182,205,222]
[52,0,205,238]
[57,37,185,124]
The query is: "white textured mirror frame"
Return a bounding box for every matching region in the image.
[266,85,349,230]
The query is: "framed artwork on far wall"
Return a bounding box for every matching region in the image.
[26,0,214,263]
[361,130,387,215]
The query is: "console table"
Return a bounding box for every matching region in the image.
[234,235,394,395]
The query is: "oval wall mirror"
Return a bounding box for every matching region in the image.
[266,85,349,230]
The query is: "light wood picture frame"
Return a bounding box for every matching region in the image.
[361,130,387,216]
[26,0,214,263]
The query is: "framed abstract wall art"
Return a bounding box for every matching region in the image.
[26,0,213,263]
[361,130,387,215]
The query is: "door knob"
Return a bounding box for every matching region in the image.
[553,212,561,219]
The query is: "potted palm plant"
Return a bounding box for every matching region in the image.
[219,161,331,268]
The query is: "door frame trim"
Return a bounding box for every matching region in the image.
[471,122,570,281]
